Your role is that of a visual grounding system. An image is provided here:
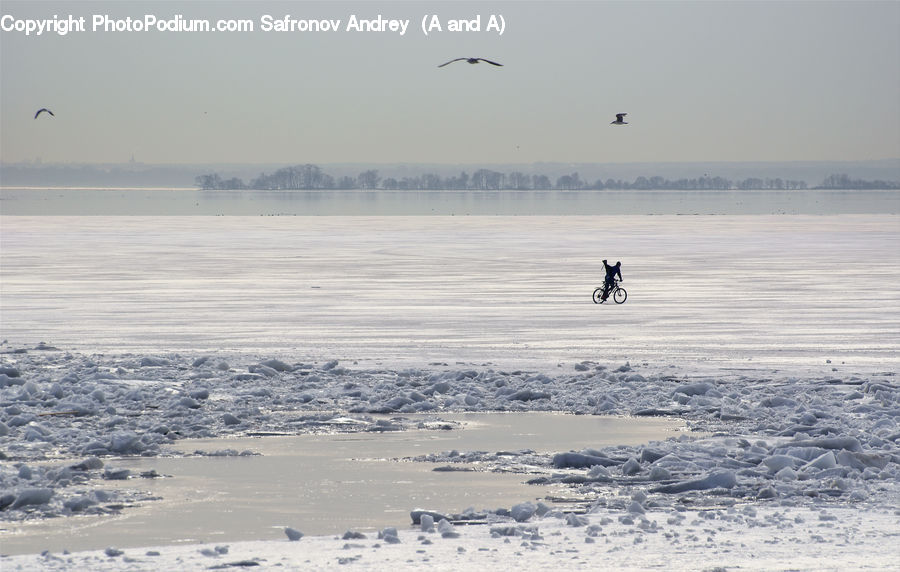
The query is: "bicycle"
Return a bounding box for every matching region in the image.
[592,280,627,304]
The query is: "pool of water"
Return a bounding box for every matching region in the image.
[0,412,684,555]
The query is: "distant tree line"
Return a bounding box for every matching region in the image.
[196,165,898,191]
[813,173,900,190]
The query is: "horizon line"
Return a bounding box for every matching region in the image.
[3,158,899,168]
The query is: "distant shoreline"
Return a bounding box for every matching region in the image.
[3,186,900,192]
[2,159,898,190]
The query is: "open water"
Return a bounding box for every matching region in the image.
[0,412,683,555]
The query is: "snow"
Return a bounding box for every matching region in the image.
[3,505,898,570]
[2,215,897,369]
[1,349,899,570]
[1,213,899,570]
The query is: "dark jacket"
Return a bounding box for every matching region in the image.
[603,261,622,283]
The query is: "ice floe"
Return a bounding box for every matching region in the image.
[1,345,898,569]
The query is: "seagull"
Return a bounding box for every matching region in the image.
[34,108,54,119]
[438,57,503,68]
[610,113,627,125]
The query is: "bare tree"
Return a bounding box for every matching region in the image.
[357,170,380,189]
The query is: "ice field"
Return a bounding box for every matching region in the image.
[1,214,897,369]
[2,211,899,570]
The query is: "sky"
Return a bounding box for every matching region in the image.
[1,0,898,165]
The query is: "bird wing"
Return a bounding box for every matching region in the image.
[438,58,466,67]
[34,108,54,119]
[477,58,503,66]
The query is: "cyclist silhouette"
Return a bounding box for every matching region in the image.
[600,260,622,302]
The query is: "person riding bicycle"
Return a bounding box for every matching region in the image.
[600,259,622,302]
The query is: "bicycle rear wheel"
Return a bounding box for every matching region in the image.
[613,287,627,304]
[592,288,604,304]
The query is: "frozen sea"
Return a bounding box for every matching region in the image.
[1,188,899,570]
[1,213,897,370]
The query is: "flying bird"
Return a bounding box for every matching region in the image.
[438,57,503,68]
[34,108,55,119]
[610,113,628,125]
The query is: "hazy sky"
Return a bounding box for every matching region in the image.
[1,0,898,165]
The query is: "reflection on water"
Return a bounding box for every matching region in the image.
[1,188,897,215]
[1,413,683,555]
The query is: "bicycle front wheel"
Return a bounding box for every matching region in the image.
[613,287,627,304]
[592,288,604,304]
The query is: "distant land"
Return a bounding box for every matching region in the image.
[1,159,898,190]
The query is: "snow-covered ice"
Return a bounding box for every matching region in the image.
[2,215,896,368]
[1,213,899,570]
[2,350,899,570]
